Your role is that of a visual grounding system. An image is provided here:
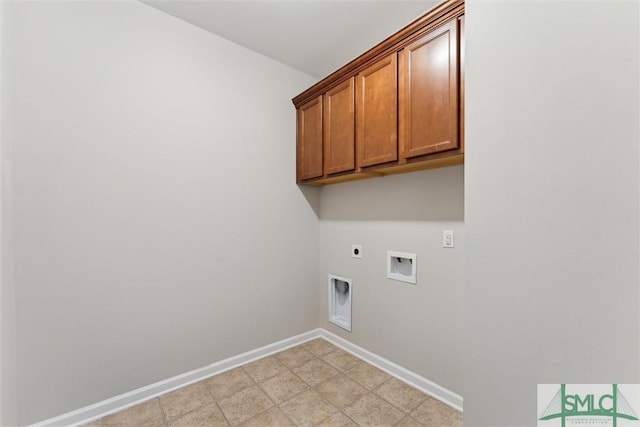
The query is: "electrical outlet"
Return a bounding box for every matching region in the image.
[352,244,362,258]
[443,230,454,248]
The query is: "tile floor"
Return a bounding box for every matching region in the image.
[82,339,462,427]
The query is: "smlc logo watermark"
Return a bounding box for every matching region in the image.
[538,384,640,426]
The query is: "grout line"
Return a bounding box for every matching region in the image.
[214,401,232,427]
[277,353,320,426]
[156,397,170,427]
[255,380,278,407]
[340,409,361,427]
[202,381,233,427]
[279,407,299,427]
[212,392,232,427]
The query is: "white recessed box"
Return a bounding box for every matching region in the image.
[328,274,352,331]
[387,251,417,284]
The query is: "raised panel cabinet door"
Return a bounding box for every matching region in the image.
[296,95,323,182]
[399,18,459,160]
[324,78,355,175]
[356,53,398,168]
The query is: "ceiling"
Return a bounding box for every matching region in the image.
[141,1,440,79]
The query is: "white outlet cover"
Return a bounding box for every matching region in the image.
[443,230,454,248]
[352,244,362,258]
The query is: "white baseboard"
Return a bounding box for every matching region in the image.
[28,329,321,427]
[29,328,462,427]
[318,330,463,412]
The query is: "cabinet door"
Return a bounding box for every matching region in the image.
[356,53,398,168]
[324,78,355,175]
[399,18,459,159]
[296,95,323,182]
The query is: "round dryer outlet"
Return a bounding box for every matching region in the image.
[352,244,362,258]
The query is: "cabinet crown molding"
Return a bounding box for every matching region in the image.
[292,0,464,108]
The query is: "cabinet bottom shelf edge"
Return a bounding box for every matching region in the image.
[299,153,464,186]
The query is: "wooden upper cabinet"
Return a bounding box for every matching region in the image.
[292,0,464,185]
[399,18,459,160]
[357,53,398,168]
[323,78,355,175]
[296,95,323,182]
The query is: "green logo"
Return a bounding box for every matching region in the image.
[539,384,638,426]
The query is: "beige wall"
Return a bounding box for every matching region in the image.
[9,2,319,424]
[464,1,639,425]
[1,0,18,425]
[318,166,465,396]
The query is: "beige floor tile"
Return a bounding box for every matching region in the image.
[276,346,318,369]
[79,420,102,427]
[315,412,359,427]
[343,393,405,426]
[279,389,338,427]
[168,403,229,427]
[315,375,367,409]
[243,356,288,383]
[159,381,214,422]
[302,339,338,357]
[217,385,274,425]
[394,416,424,426]
[94,341,456,427]
[102,398,165,427]
[293,358,339,386]
[205,367,255,401]
[410,397,462,427]
[322,349,360,372]
[237,407,294,427]
[260,370,309,403]
[344,361,392,390]
[374,378,428,413]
